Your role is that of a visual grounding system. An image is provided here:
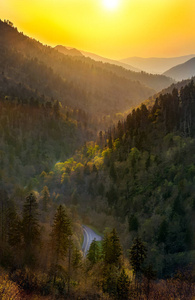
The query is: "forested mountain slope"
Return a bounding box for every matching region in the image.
[0,20,174,119]
[54,45,83,57]
[163,57,195,81]
[120,55,195,74]
[0,19,195,300]
[39,81,195,278]
[142,76,195,109]
[75,48,141,72]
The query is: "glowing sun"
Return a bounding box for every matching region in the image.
[103,0,119,10]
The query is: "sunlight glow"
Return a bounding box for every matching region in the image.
[1,0,195,58]
[103,0,119,10]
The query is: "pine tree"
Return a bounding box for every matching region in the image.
[50,205,72,285]
[129,237,147,278]
[87,239,100,265]
[72,246,82,270]
[129,237,147,297]
[41,186,50,212]
[117,269,130,300]
[143,264,156,300]
[22,193,40,266]
[7,207,22,249]
[102,228,122,266]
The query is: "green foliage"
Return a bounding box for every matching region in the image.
[50,205,72,264]
[22,193,40,247]
[22,193,41,266]
[117,269,130,300]
[7,207,22,249]
[87,239,101,265]
[41,186,50,212]
[71,246,82,270]
[129,237,147,277]
[102,229,122,266]
[128,214,139,232]
[102,265,119,297]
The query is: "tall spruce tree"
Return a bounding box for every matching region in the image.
[129,237,147,278]
[50,205,72,285]
[102,228,122,266]
[117,269,130,300]
[129,237,147,297]
[87,239,100,265]
[22,193,41,266]
[41,186,50,212]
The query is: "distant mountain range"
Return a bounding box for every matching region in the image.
[120,55,195,74]
[55,45,141,72]
[54,45,83,57]
[79,50,141,72]
[0,20,157,120]
[55,46,195,82]
[163,57,195,81]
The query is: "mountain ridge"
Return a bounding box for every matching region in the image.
[163,57,195,81]
[120,54,195,74]
[0,19,174,121]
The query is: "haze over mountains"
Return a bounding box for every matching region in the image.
[163,57,195,81]
[54,45,83,57]
[0,20,175,124]
[120,54,195,74]
[55,45,141,72]
[79,49,141,72]
[55,44,195,82]
[1,17,195,299]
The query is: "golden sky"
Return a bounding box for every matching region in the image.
[1,0,195,59]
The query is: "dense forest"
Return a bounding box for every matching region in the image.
[1,77,195,298]
[0,19,195,299]
[0,20,174,119]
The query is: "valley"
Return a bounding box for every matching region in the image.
[0,17,195,300]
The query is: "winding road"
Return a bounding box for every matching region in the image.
[82,225,102,257]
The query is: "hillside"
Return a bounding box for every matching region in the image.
[163,57,195,81]
[40,81,195,279]
[79,49,141,72]
[142,76,195,109]
[0,19,195,300]
[54,45,83,57]
[120,55,195,74]
[0,20,154,119]
[0,20,175,117]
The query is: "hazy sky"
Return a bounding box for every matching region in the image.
[1,0,195,59]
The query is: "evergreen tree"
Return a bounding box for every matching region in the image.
[22,193,40,266]
[102,228,122,266]
[87,239,100,265]
[117,269,130,300]
[129,237,147,298]
[143,264,156,300]
[7,207,22,249]
[72,246,82,270]
[129,237,147,278]
[41,185,50,212]
[50,205,72,284]
[102,265,119,297]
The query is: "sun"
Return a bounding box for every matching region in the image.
[103,0,119,10]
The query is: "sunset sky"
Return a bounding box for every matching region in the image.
[1,0,195,59]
